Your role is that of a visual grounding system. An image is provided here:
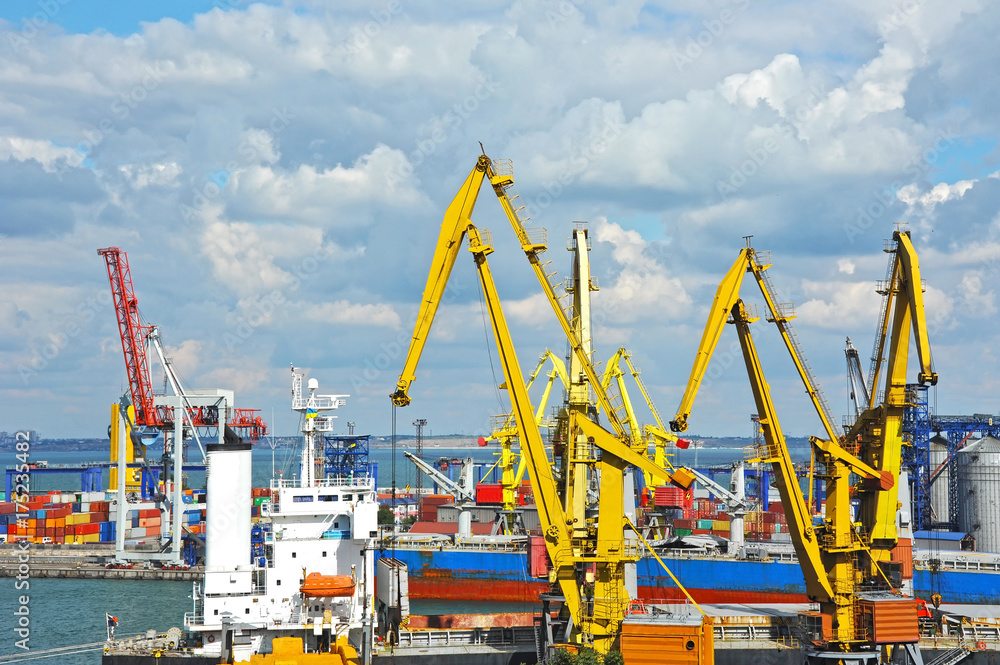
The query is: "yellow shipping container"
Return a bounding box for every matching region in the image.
[712,520,730,531]
[82,533,99,543]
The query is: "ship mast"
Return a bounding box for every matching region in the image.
[290,365,347,487]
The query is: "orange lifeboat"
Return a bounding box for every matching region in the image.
[299,573,356,598]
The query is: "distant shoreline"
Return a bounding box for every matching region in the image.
[0,434,815,454]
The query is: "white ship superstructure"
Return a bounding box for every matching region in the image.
[183,367,378,663]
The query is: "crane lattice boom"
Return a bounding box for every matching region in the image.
[98,247,159,428]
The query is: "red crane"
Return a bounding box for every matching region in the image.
[98,247,267,441]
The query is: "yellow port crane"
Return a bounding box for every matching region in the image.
[849,229,937,575]
[674,237,934,663]
[391,153,699,654]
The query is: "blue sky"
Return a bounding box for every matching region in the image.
[0,1,998,441]
[0,1,249,36]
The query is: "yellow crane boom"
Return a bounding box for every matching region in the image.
[670,242,840,444]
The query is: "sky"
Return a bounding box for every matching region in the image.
[0,0,998,442]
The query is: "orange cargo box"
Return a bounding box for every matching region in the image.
[891,538,914,580]
[620,618,714,665]
[858,599,919,644]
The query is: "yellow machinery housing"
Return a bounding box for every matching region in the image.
[108,403,142,493]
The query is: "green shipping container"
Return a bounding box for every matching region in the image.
[696,519,714,530]
[253,497,271,506]
[675,528,693,537]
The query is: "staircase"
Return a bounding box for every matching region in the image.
[866,240,899,398]
[925,646,971,665]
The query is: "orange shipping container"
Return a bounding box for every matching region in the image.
[890,538,914,580]
[620,619,714,665]
[858,599,919,644]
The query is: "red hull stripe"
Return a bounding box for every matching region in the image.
[405,578,808,604]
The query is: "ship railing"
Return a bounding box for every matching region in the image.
[378,537,527,553]
[394,626,537,649]
[706,613,799,644]
[183,611,204,627]
[270,475,373,490]
[292,396,346,410]
[914,554,1000,573]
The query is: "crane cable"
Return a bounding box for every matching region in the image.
[626,519,706,618]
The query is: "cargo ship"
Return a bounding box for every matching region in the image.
[376,456,1000,608]
[100,368,538,665]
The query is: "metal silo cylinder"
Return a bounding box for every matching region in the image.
[957,436,1000,553]
[929,435,950,525]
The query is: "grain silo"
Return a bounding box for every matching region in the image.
[957,436,1000,553]
[929,435,950,524]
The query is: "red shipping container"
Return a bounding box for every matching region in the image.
[654,486,687,507]
[528,536,552,578]
[0,503,14,515]
[422,495,454,507]
[476,484,503,505]
[691,529,710,535]
[80,523,100,535]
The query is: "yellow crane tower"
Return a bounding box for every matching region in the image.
[673,236,934,664]
[391,153,700,655]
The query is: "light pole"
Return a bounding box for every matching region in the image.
[413,419,427,496]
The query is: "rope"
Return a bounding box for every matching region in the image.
[0,642,106,663]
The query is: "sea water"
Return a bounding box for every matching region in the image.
[0,577,192,664]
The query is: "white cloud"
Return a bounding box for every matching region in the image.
[228,144,428,225]
[0,136,85,171]
[593,218,691,321]
[797,280,882,330]
[303,300,401,328]
[120,161,182,188]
